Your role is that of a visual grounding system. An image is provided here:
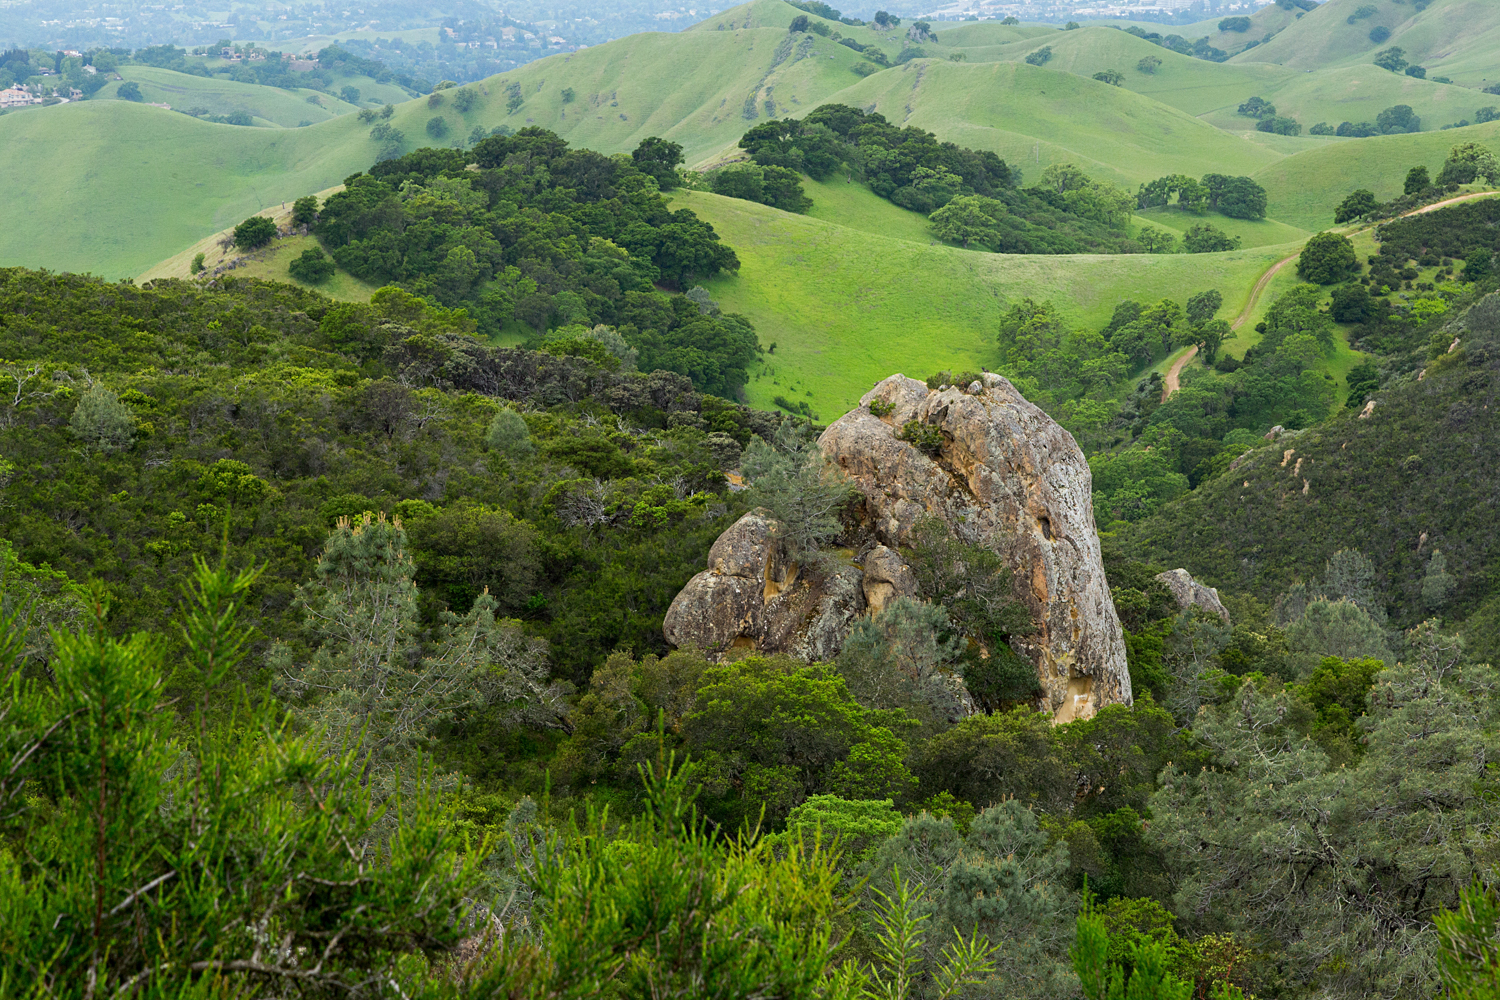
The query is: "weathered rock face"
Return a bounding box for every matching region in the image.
[1155,569,1231,623]
[821,373,1130,721]
[662,509,868,663]
[664,373,1132,722]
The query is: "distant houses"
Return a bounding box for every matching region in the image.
[0,86,42,108]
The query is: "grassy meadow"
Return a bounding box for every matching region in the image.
[672,188,1294,415]
[105,67,358,127]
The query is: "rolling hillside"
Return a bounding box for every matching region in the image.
[671,187,1296,415]
[821,58,1285,188]
[3,0,1497,281]
[105,66,359,128]
[1255,120,1500,230]
[1232,0,1500,87]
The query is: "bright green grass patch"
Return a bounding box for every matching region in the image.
[1255,123,1500,232]
[822,59,1285,190]
[1135,209,1310,250]
[800,175,934,243]
[673,188,1291,414]
[0,102,380,278]
[103,67,353,128]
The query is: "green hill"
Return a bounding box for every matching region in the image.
[1125,286,1500,624]
[1255,120,1500,231]
[670,187,1294,415]
[0,102,375,278]
[103,66,358,128]
[1234,0,1500,86]
[821,58,1285,189]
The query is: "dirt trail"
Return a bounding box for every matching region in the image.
[1161,344,1197,401]
[1158,190,1500,402]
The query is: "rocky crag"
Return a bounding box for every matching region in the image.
[664,373,1132,722]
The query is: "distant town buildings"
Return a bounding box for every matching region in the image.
[0,86,43,108]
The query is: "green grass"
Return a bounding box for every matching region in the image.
[1134,209,1310,250]
[801,175,934,243]
[1233,0,1500,83]
[103,67,356,128]
[1255,122,1500,231]
[821,59,1285,190]
[138,191,378,302]
[671,188,1292,414]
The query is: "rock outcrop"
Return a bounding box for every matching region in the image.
[664,373,1133,722]
[1154,568,1231,623]
[661,509,868,663]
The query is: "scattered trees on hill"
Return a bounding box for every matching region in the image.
[292,194,319,227]
[1437,141,1500,185]
[1137,55,1161,73]
[1137,173,1266,219]
[1369,25,1391,43]
[288,246,334,283]
[1298,232,1359,284]
[1334,188,1379,223]
[232,214,276,250]
[1182,222,1241,253]
[115,80,141,100]
[1026,46,1053,66]
[1218,15,1251,31]
[1093,69,1124,86]
[1374,46,1408,72]
[1405,165,1431,195]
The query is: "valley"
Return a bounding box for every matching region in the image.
[2,0,1500,995]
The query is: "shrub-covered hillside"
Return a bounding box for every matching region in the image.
[0,267,773,684]
[1125,288,1500,626]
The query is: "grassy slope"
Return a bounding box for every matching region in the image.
[671,187,1293,415]
[817,59,1284,189]
[801,175,934,242]
[0,102,379,278]
[920,25,1477,138]
[104,67,356,127]
[1235,0,1500,84]
[1134,208,1309,250]
[137,185,378,302]
[1255,121,1500,231]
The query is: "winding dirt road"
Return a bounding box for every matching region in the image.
[1158,190,1500,402]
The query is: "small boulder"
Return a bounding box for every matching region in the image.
[1154,568,1230,623]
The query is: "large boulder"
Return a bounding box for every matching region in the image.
[662,509,868,663]
[820,373,1130,722]
[1154,568,1231,623]
[664,373,1132,722]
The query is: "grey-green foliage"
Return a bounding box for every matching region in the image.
[868,802,1078,998]
[1285,598,1394,677]
[0,557,481,996]
[837,596,964,721]
[1422,549,1457,611]
[486,407,534,458]
[742,419,850,561]
[901,516,1034,643]
[578,322,639,371]
[271,512,567,795]
[1321,548,1385,621]
[68,382,134,452]
[1162,608,1233,724]
[1150,623,1500,999]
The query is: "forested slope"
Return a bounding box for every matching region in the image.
[1126,290,1500,625]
